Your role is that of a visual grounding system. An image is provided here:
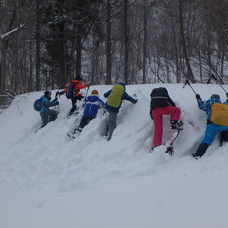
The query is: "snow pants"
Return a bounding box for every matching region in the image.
[69,95,84,115]
[102,110,118,140]
[79,116,94,129]
[40,109,58,128]
[201,123,228,145]
[151,106,181,146]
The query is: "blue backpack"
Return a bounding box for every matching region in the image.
[33,98,43,111]
[66,84,74,99]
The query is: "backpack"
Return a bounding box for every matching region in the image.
[66,84,74,99]
[150,87,169,108]
[210,103,228,126]
[107,84,125,108]
[33,98,43,111]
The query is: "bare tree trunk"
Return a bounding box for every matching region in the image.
[35,0,41,91]
[59,25,67,88]
[0,41,6,90]
[178,0,195,83]
[75,25,82,78]
[91,30,99,85]
[142,0,147,84]
[0,2,17,91]
[28,41,33,91]
[106,0,112,85]
[124,0,129,84]
[198,49,202,82]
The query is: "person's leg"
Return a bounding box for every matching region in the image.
[48,109,58,121]
[69,97,77,115]
[152,108,163,147]
[40,112,48,128]
[107,111,118,140]
[161,106,183,129]
[79,116,93,129]
[193,124,217,158]
[201,124,218,145]
[101,112,109,137]
[217,127,228,146]
[193,143,209,158]
[165,106,181,121]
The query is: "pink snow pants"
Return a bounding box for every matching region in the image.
[151,106,181,146]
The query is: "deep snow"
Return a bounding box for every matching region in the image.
[1,83,228,228]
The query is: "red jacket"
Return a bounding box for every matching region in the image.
[63,80,87,97]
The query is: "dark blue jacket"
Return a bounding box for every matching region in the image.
[83,95,105,118]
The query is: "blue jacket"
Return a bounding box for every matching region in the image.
[104,83,137,113]
[83,95,105,118]
[40,95,58,113]
[197,97,228,119]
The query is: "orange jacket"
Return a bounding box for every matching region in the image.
[63,80,87,97]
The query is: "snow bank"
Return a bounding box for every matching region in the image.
[1,84,228,228]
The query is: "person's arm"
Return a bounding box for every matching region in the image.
[197,99,207,112]
[77,83,87,90]
[167,95,176,106]
[98,98,106,108]
[104,90,111,98]
[43,99,58,107]
[122,92,137,103]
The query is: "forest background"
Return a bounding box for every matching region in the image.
[0,0,228,102]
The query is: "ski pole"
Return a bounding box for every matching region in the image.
[183,80,197,94]
[207,74,227,93]
[84,83,90,100]
[206,74,216,84]
[54,91,60,114]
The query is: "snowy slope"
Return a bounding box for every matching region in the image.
[1,84,228,228]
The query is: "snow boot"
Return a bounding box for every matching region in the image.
[149,146,157,153]
[220,130,228,146]
[170,120,183,130]
[192,143,209,159]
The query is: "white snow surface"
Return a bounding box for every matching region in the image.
[1,83,228,228]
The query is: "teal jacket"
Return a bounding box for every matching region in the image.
[40,95,58,113]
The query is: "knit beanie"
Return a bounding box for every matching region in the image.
[91,89,98,95]
[210,94,220,99]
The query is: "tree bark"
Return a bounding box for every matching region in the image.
[106,0,112,85]
[178,0,195,83]
[142,0,148,84]
[35,0,41,91]
[124,0,129,84]
[75,25,82,78]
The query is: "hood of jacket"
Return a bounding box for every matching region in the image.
[87,95,99,102]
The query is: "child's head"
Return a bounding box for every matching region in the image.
[91,90,99,95]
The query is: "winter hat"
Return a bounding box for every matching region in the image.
[210,94,220,99]
[74,75,82,81]
[118,82,125,87]
[91,89,98,95]
[44,90,51,96]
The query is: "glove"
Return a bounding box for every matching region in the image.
[76,94,84,100]
[133,99,138,104]
[55,101,59,105]
[195,94,201,100]
[53,98,58,102]
[59,91,65,95]
[226,93,228,98]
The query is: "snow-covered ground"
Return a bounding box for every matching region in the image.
[1,83,228,228]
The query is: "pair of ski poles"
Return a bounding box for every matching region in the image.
[183,74,228,96]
